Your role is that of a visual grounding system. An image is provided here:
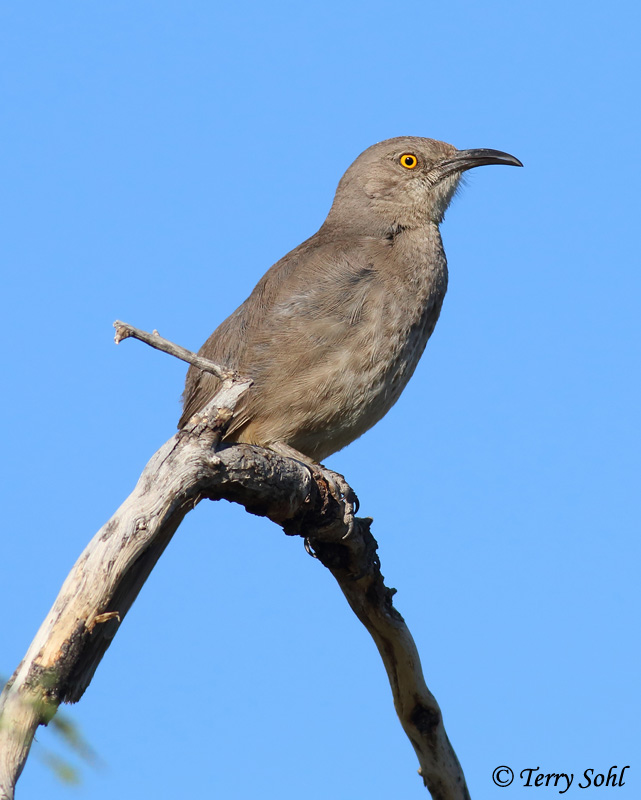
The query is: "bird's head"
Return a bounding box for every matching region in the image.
[325,136,522,234]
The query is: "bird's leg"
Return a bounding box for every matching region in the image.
[269,442,358,537]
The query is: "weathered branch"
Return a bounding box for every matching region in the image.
[308,534,469,798]
[113,319,238,381]
[0,324,470,800]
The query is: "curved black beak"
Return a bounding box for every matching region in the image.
[435,148,523,180]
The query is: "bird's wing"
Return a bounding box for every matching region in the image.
[178,233,389,431]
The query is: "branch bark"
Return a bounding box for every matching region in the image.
[0,324,470,800]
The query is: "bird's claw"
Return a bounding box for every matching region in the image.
[316,466,359,537]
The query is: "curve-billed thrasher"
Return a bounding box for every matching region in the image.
[180,136,521,469]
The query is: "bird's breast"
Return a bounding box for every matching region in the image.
[290,230,448,458]
[350,233,448,411]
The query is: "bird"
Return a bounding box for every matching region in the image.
[180,136,521,481]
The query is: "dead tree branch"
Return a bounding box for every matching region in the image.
[0,324,470,800]
[113,319,238,380]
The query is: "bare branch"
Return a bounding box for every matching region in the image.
[308,533,471,799]
[0,332,471,800]
[113,320,240,382]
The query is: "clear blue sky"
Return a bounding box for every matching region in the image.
[2,2,639,797]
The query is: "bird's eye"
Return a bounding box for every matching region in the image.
[400,153,418,169]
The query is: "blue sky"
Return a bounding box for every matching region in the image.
[2,2,639,797]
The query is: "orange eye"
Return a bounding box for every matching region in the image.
[400,153,418,169]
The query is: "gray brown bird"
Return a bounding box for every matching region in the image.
[180,136,521,470]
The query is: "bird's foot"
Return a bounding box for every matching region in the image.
[315,465,359,538]
[269,442,359,537]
